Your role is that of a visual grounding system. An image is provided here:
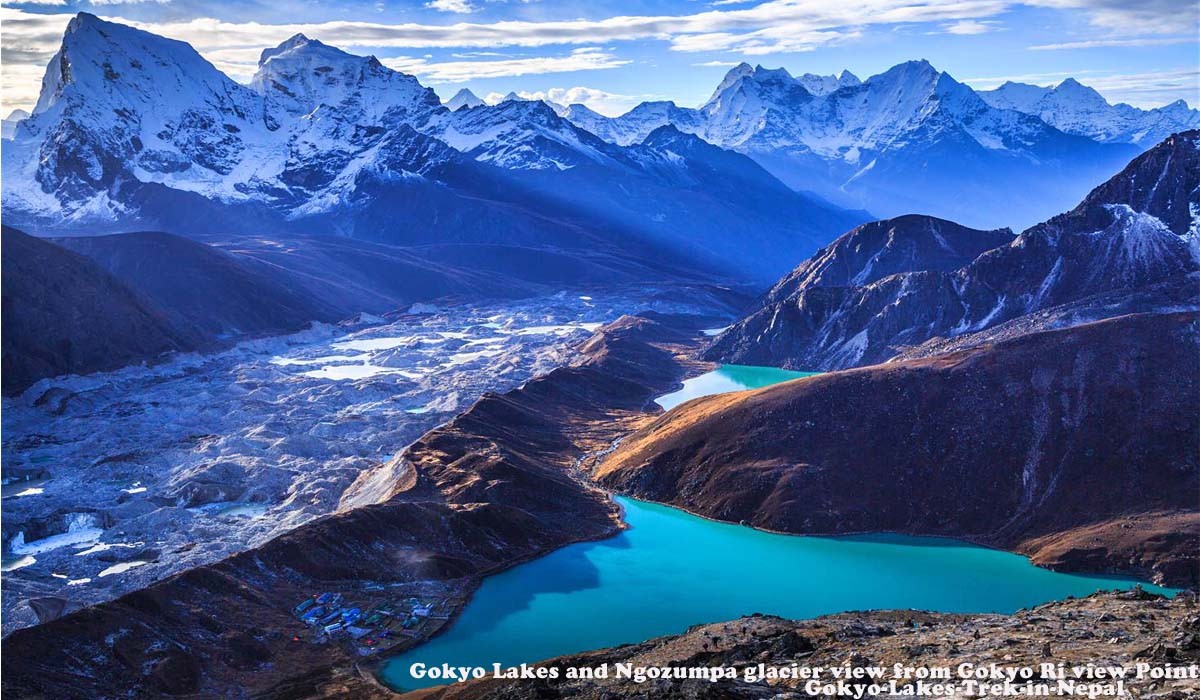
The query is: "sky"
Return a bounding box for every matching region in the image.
[1,0,1197,117]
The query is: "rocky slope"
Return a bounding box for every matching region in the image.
[414,590,1200,700]
[565,61,1139,229]
[2,225,356,394]
[706,130,1200,371]
[0,311,716,699]
[981,79,1200,147]
[756,215,1013,307]
[600,311,1200,588]
[1,227,199,395]
[56,231,342,340]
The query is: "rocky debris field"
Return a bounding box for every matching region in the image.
[414,589,1200,699]
[0,299,733,699]
[0,287,731,636]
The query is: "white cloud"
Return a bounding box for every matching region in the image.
[506,86,646,116]
[88,0,172,5]
[1075,68,1199,108]
[693,60,742,66]
[1023,0,1195,36]
[381,47,630,82]
[940,19,997,33]
[0,1,1016,58]
[425,0,475,14]
[1028,36,1196,50]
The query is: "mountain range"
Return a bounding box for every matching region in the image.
[6,13,1197,278]
[563,63,1198,230]
[706,130,1200,371]
[0,14,863,284]
[980,78,1200,147]
[594,130,1200,593]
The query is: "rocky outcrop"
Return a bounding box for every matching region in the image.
[415,590,1200,700]
[759,215,1013,301]
[705,130,1200,371]
[602,312,1200,588]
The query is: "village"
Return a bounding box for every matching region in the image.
[290,583,460,657]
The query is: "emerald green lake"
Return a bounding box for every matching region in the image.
[380,497,1173,691]
[654,364,818,411]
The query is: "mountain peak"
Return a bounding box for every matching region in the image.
[65,11,103,33]
[753,65,792,82]
[1053,77,1107,104]
[35,11,241,116]
[259,33,314,65]
[445,87,484,111]
[250,30,436,118]
[796,69,861,95]
[710,62,755,95]
[257,33,347,67]
[871,59,940,88]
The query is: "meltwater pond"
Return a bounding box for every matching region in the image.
[381,497,1173,690]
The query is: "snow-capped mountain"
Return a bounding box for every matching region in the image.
[444,88,484,111]
[979,79,1200,148]
[564,100,704,147]
[2,13,863,283]
[794,69,861,96]
[758,215,1014,306]
[1,109,29,140]
[705,130,1200,370]
[429,98,616,171]
[565,61,1140,230]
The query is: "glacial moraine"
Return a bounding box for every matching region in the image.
[0,291,699,635]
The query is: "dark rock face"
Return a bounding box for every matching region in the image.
[0,226,197,395]
[602,312,1200,588]
[1,226,351,394]
[759,215,1013,303]
[706,131,1200,370]
[56,231,342,339]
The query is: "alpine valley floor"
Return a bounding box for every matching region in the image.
[1,306,1194,700]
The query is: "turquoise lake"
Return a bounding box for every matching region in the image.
[380,497,1173,690]
[380,364,1175,691]
[654,364,818,411]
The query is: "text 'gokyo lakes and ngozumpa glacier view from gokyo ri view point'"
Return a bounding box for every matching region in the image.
[0,4,1198,699]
